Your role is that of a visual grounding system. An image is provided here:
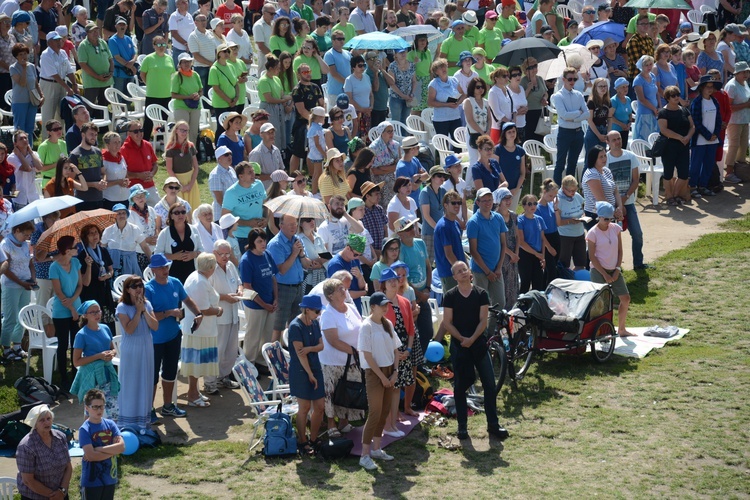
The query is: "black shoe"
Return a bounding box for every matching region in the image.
[487,426,510,440]
[457,429,469,440]
[634,264,653,270]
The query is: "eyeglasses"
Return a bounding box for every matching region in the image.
[129,283,144,289]
[584,9,595,14]
[351,251,361,257]
[172,210,187,215]
[449,201,462,206]
[155,43,167,47]
[600,217,612,221]
[526,64,537,70]
[566,77,578,82]
[596,84,608,88]
[356,63,365,68]
[387,246,400,252]
[87,309,102,315]
[87,404,105,410]
[510,73,521,78]
[51,127,63,132]
[129,128,144,134]
[177,128,188,133]
[167,185,180,190]
[311,309,321,314]
[524,201,538,206]
[481,146,493,152]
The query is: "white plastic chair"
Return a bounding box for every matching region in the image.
[127,82,147,99]
[631,100,639,115]
[556,4,573,19]
[104,88,145,123]
[453,126,470,153]
[406,114,434,151]
[360,295,371,317]
[112,273,135,302]
[523,140,555,191]
[143,266,155,281]
[687,10,706,32]
[19,305,57,383]
[242,104,260,122]
[78,94,113,131]
[543,132,557,152]
[432,134,465,165]
[428,297,442,336]
[0,477,16,500]
[647,132,659,147]
[145,104,171,151]
[630,139,664,206]
[111,335,122,367]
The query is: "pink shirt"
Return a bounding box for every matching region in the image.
[586,223,621,270]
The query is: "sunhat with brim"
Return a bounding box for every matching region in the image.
[215,42,229,54]
[428,166,448,179]
[462,10,478,26]
[390,260,409,273]
[222,112,248,132]
[361,180,384,197]
[379,268,399,282]
[457,50,476,66]
[595,201,615,219]
[129,184,149,203]
[586,39,604,50]
[693,74,723,92]
[299,294,324,310]
[149,253,172,268]
[323,148,347,167]
[603,37,617,48]
[394,216,417,233]
[24,404,52,429]
[215,145,232,159]
[401,136,420,149]
[685,33,701,43]
[162,176,182,190]
[178,52,194,62]
[735,61,750,73]
[724,23,742,35]
[444,154,461,169]
[210,18,224,30]
[381,236,400,253]
[698,30,720,50]
[492,187,512,204]
[219,213,239,230]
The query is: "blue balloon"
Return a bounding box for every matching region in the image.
[121,430,140,456]
[574,269,591,281]
[425,341,444,363]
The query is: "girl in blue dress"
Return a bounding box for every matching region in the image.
[288,294,325,455]
[633,55,660,141]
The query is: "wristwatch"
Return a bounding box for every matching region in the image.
[59,487,67,495]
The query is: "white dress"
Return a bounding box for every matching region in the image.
[180,271,219,377]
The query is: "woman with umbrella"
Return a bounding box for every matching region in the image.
[78,224,117,334]
[155,203,204,284]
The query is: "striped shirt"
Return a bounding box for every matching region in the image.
[208,164,238,219]
[188,29,216,67]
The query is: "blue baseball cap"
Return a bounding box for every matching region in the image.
[596,201,615,219]
[379,268,399,282]
[149,253,172,268]
[680,21,692,30]
[614,77,629,89]
[451,19,465,28]
[336,93,349,108]
[112,203,128,212]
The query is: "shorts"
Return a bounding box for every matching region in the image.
[291,120,308,159]
[590,267,629,298]
[374,0,385,5]
[273,283,304,331]
[153,333,182,384]
[661,140,690,180]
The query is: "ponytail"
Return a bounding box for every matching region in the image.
[381,316,393,338]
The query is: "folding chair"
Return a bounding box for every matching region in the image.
[261,341,291,400]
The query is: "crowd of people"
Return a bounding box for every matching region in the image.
[4,0,750,489]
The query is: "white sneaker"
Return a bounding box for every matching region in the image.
[370,449,394,461]
[359,455,378,470]
[383,429,405,438]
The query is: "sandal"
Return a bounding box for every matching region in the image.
[339,423,353,434]
[328,427,342,438]
[188,397,210,407]
[667,198,678,206]
[299,441,315,456]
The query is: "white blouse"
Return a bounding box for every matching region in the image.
[208,262,240,326]
[128,206,158,254]
[101,221,146,252]
[196,222,223,255]
[181,271,218,337]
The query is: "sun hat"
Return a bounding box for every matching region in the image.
[271,169,294,182]
[472,47,486,57]
[685,33,701,43]
[492,187,512,204]
[401,136,419,149]
[215,42,229,54]
[222,112,248,132]
[214,145,232,159]
[128,184,149,203]
[586,39,603,50]
[360,180,384,197]
[393,216,417,233]
[595,201,615,219]
[76,300,99,315]
[226,40,238,49]
[444,154,461,169]
[347,197,364,212]
[462,10,477,26]
[694,74,723,91]
[369,291,392,307]
[735,61,750,73]
[178,52,194,62]
[347,233,366,253]
[24,404,52,429]
[323,148,346,167]
[428,165,448,179]
[219,213,239,230]
[259,122,275,133]
[149,253,172,268]
[379,268,399,282]
[381,236,400,253]
[698,30,720,50]
[476,187,492,200]
[112,203,128,212]
[457,50,476,66]
[390,260,409,273]
[602,37,617,49]
[299,294,324,310]
[210,18,224,30]
[162,176,181,189]
[724,23,742,35]
[614,77,629,89]
[249,162,261,174]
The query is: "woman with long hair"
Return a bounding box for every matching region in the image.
[293,37,329,89]
[584,77,613,152]
[463,77,490,168]
[43,157,88,218]
[326,107,352,155]
[31,211,60,325]
[154,202,204,283]
[290,169,313,197]
[258,55,292,151]
[717,27,737,84]
[128,184,160,271]
[319,149,350,204]
[493,123,525,209]
[278,52,297,147]
[407,34,431,114]
[517,194,550,293]
[386,177,417,236]
[370,236,400,291]
[270,17,298,56]
[488,66,513,144]
[116,275,158,429]
[346,146,374,197]
[78,225,117,333]
[165,121,201,211]
[507,65,528,143]
[102,132,130,210]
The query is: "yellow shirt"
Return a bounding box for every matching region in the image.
[318,172,350,199]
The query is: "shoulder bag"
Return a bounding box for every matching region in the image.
[535,106,552,136]
[332,351,368,411]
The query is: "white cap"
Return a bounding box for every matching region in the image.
[311,106,326,117]
[260,122,275,133]
[476,187,492,200]
[219,213,240,230]
[271,170,295,182]
[215,145,232,159]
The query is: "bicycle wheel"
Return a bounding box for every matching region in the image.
[510,325,536,382]
[590,319,616,363]
[488,340,507,396]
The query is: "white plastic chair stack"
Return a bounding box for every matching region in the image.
[0,477,17,500]
[630,139,663,206]
[523,140,556,190]
[19,305,57,383]
[145,104,171,151]
[360,295,371,317]
[104,88,145,124]
[111,335,122,368]
[687,9,707,32]
[78,95,113,131]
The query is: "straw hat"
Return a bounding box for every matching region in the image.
[222,112,248,132]
[323,149,347,167]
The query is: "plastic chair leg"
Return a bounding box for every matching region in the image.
[652,173,662,206]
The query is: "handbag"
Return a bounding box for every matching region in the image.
[407,79,421,108]
[332,352,368,411]
[646,135,668,158]
[29,88,43,107]
[535,107,552,136]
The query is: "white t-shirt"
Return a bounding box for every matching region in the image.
[226,29,252,61]
[509,85,527,128]
[319,302,362,366]
[386,195,417,237]
[357,317,401,369]
[454,69,479,95]
[168,11,195,50]
[7,151,41,206]
[606,150,639,206]
[318,217,350,254]
[696,98,719,146]
[101,222,146,252]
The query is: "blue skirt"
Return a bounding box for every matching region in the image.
[289,364,325,401]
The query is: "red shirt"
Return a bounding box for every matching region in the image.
[120,136,157,189]
[384,294,415,337]
[216,3,243,34]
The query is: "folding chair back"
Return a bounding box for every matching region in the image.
[261,342,291,399]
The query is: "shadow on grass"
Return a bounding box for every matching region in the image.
[294,458,340,493]
[459,439,509,475]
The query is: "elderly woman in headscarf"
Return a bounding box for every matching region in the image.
[102,203,152,277]
[10,11,35,64]
[15,405,72,500]
[369,121,401,209]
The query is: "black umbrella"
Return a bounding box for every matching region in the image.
[493,37,562,67]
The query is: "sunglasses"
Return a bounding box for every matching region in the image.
[566,77,579,82]
[584,9,595,14]
[167,185,180,190]
[510,73,521,78]
[300,69,311,74]
[475,85,485,90]
[129,128,144,133]
[172,210,187,215]
[332,115,344,120]
[333,37,345,41]
[50,127,62,132]
[311,309,322,314]
[525,202,538,206]
[296,179,306,185]
[600,217,612,221]
[300,217,314,223]
[129,283,144,289]
[155,43,167,47]
[449,201,462,206]
[526,64,537,70]
[351,251,362,257]
[356,63,365,68]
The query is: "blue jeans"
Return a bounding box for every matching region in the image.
[195,66,211,109]
[11,102,36,138]
[236,237,248,254]
[114,76,133,96]
[689,143,719,188]
[389,95,411,125]
[584,125,606,154]
[1,287,31,346]
[451,342,499,431]
[624,203,644,268]
[554,127,584,185]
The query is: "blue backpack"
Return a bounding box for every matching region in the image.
[263,405,296,457]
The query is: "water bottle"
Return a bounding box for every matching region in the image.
[502,336,510,353]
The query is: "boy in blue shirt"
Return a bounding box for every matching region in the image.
[79,388,125,500]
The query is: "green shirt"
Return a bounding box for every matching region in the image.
[558,37,572,47]
[228,58,248,104]
[440,36,474,75]
[140,53,175,99]
[209,62,238,109]
[293,54,322,80]
[495,15,521,37]
[408,49,432,78]
[332,22,356,43]
[464,26,480,44]
[37,139,67,181]
[478,27,504,61]
[626,13,656,34]
[257,74,283,101]
[291,2,314,22]
[311,31,332,53]
[472,63,495,87]
[269,35,299,55]
[171,71,204,111]
[78,38,113,89]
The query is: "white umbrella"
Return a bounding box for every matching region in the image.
[538,44,599,81]
[264,194,329,220]
[4,195,83,229]
[391,25,444,43]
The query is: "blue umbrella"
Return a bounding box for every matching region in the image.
[343,32,411,51]
[573,21,626,45]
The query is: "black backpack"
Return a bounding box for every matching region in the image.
[14,376,61,406]
[319,437,354,460]
[197,134,215,164]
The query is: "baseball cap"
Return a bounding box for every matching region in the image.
[260,122,275,133]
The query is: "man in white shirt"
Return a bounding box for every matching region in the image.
[187,13,215,94]
[208,145,237,222]
[350,0,377,35]
[168,0,194,66]
[252,4,274,76]
[39,32,77,140]
[317,195,364,254]
[550,67,587,185]
[7,130,41,209]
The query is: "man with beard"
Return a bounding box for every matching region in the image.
[66,105,90,154]
[69,122,106,211]
[290,62,324,173]
[318,194,363,255]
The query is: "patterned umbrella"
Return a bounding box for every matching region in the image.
[264,195,329,220]
[36,209,118,253]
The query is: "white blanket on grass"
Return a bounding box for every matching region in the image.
[608,327,689,359]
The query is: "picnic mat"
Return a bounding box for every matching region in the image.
[348,412,425,456]
[607,327,689,359]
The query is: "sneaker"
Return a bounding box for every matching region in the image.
[2,349,20,362]
[457,429,469,440]
[700,187,716,197]
[725,173,742,183]
[359,455,378,470]
[203,384,220,395]
[220,377,240,389]
[370,449,394,461]
[161,404,187,417]
[487,426,510,441]
[11,346,28,359]
[690,189,702,199]
[383,429,405,438]
[150,408,160,424]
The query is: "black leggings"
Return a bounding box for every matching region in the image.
[519,248,545,293]
[53,316,78,385]
[544,231,560,286]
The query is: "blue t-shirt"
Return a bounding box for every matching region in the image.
[433,216,465,278]
[535,202,558,234]
[323,48,351,95]
[395,157,423,208]
[216,133,245,166]
[222,180,266,239]
[471,159,503,192]
[493,145,524,190]
[267,232,305,285]
[49,259,82,318]
[79,418,121,488]
[343,72,372,108]
[517,214,547,253]
[466,210,507,274]
[239,250,278,310]
[610,95,632,133]
[399,238,429,290]
[144,277,188,344]
[73,324,113,358]
[287,316,322,372]
[327,254,363,312]
[418,186,445,236]
[108,34,136,79]
[556,191,585,237]
[633,73,658,110]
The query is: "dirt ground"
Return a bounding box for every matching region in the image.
[1,182,748,482]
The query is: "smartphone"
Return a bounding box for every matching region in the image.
[446,97,458,103]
[318,251,333,260]
[191,319,199,333]
[241,71,249,78]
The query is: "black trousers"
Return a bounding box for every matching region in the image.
[519,248,545,293]
[53,316,78,385]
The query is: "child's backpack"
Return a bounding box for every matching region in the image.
[197,130,215,164]
[14,376,60,406]
[263,405,296,457]
[412,371,435,410]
